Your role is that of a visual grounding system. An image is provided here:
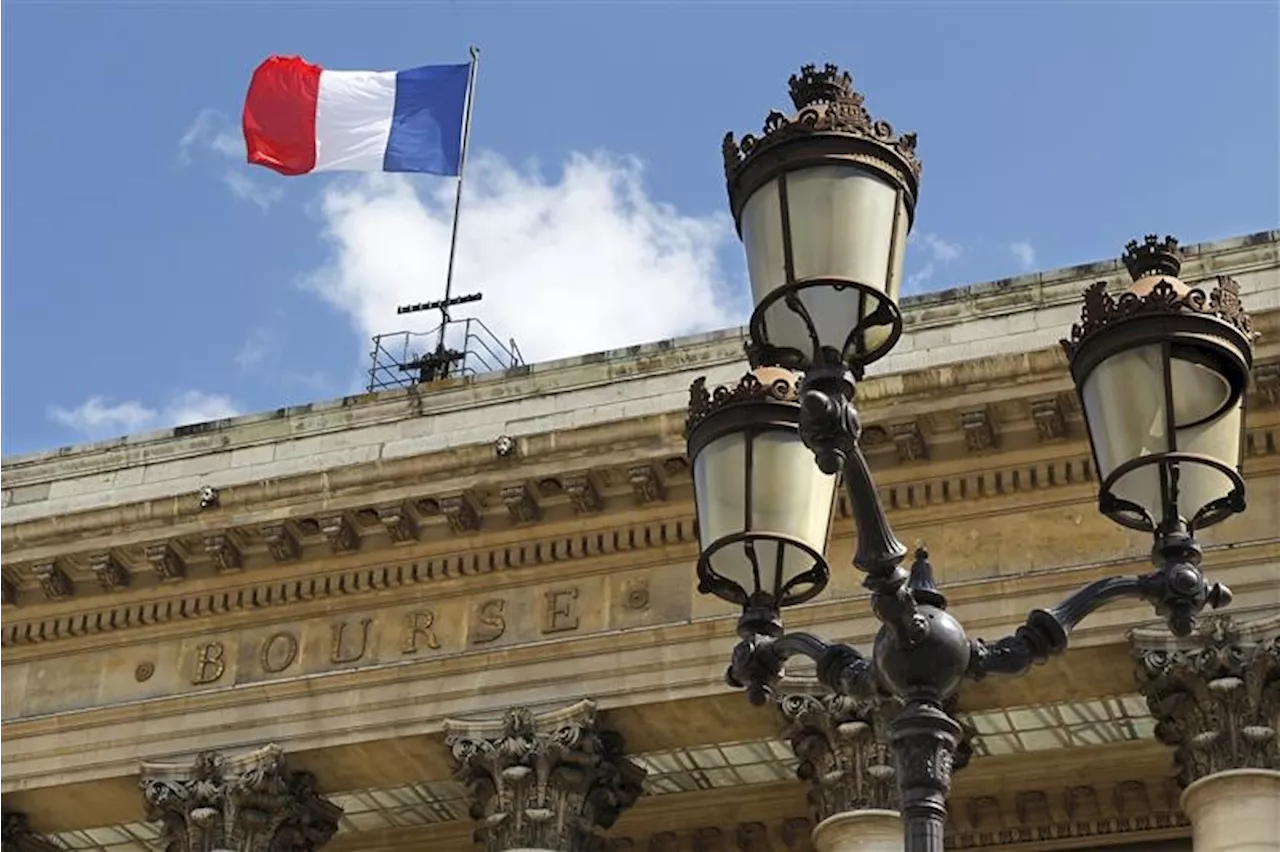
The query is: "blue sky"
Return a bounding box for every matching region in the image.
[2,1,1277,456]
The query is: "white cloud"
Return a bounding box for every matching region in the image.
[180,109,282,209]
[905,231,962,290]
[234,327,278,370]
[49,391,239,441]
[224,171,284,210]
[304,151,740,368]
[1010,240,1037,271]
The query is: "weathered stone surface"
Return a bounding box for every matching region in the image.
[445,700,645,852]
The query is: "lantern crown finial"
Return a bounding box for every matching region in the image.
[1123,234,1182,281]
[788,63,855,109]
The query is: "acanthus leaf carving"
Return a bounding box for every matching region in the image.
[375,504,418,544]
[444,700,645,852]
[628,465,665,505]
[90,552,130,591]
[440,495,480,534]
[204,534,242,573]
[261,525,300,563]
[501,485,540,525]
[563,475,603,515]
[146,543,187,581]
[140,745,341,852]
[2,810,59,852]
[1132,614,1280,787]
[319,516,358,554]
[32,562,73,601]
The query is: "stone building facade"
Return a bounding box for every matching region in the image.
[2,231,1278,852]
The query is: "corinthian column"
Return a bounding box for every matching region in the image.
[445,699,646,852]
[140,744,342,852]
[779,692,903,852]
[2,812,58,852]
[1133,615,1280,852]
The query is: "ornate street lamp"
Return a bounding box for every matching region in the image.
[690,64,1254,852]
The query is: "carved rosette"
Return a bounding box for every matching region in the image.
[1132,615,1280,788]
[444,700,646,852]
[778,691,900,817]
[140,744,342,852]
[2,811,58,852]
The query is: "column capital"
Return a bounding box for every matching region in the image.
[779,691,901,817]
[2,811,58,852]
[140,744,342,852]
[445,699,646,852]
[1132,613,1280,787]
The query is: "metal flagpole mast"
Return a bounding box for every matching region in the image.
[437,45,480,352]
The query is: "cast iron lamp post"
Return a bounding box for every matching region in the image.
[688,64,1256,852]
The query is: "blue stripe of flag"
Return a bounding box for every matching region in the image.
[384,63,471,175]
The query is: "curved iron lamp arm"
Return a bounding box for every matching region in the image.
[725,625,878,706]
[968,529,1233,679]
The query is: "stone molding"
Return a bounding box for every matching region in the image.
[444,699,646,852]
[1,812,58,852]
[1132,614,1280,788]
[140,744,341,852]
[2,355,1276,610]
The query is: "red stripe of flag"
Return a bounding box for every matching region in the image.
[243,56,322,176]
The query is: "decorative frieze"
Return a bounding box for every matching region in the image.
[1,811,58,852]
[375,504,418,544]
[145,543,186,582]
[89,552,130,591]
[262,524,300,563]
[628,464,665,504]
[319,515,358,553]
[501,484,540,524]
[564,474,603,514]
[440,495,480,534]
[891,421,928,463]
[204,534,242,573]
[1132,614,1280,787]
[1030,397,1067,441]
[140,744,341,852]
[32,562,72,601]
[779,691,900,817]
[960,408,998,453]
[445,700,645,852]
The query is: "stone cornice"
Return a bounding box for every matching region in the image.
[2,341,1277,620]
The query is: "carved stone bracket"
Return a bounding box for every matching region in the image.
[262,524,300,563]
[205,534,242,573]
[319,516,358,553]
[140,744,341,852]
[960,408,998,453]
[375,504,418,544]
[628,465,665,504]
[779,691,901,818]
[1,811,58,852]
[90,552,130,591]
[32,562,73,601]
[1,575,16,606]
[445,699,646,852]
[1253,362,1280,408]
[501,484,540,524]
[146,543,187,582]
[1030,397,1067,441]
[1132,614,1280,788]
[564,474,603,514]
[440,495,481,534]
[891,421,928,463]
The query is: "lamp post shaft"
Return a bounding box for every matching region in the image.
[891,693,961,852]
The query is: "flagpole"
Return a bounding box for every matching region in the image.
[437,45,480,352]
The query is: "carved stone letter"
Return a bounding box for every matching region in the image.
[260,632,300,674]
[140,745,341,852]
[402,610,441,654]
[445,700,645,852]
[543,587,580,634]
[330,618,373,664]
[470,599,506,644]
[192,641,227,685]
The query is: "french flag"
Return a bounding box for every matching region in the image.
[243,56,471,177]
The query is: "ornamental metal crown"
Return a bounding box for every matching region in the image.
[722,62,922,188]
[1123,234,1182,281]
[685,371,800,438]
